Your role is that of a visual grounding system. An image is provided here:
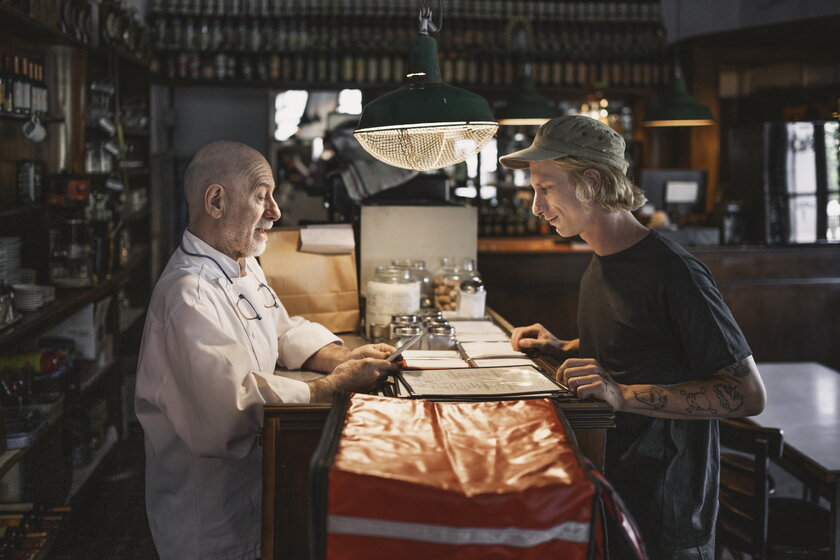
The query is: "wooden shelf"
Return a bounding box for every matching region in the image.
[0,246,150,354]
[151,75,658,97]
[78,359,118,395]
[0,111,28,121]
[0,396,65,479]
[0,4,84,48]
[0,204,44,219]
[67,425,118,499]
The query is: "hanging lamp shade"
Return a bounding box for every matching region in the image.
[644,63,713,127]
[496,72,562,126]
[355,26,498,171]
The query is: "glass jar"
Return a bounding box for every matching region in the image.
[391,258,432,309]
[393,324,423,343]
[425,323,456,351]
[418,308,444,326]
[365,266,420,339]
[431,257,466,312]
[458,257,482,283]
[390,314,419,338]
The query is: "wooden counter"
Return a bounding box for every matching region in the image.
[260,310,614,560]
[479,239,840,371]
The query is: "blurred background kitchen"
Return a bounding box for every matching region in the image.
[1,0,839,558]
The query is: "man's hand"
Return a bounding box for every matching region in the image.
[308,358,396,403]
[303,342,395,372]
[510,323,578,357]
[557,357,625,410]
[347,343,396,361]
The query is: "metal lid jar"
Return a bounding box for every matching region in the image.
[431,258,466,312]
[391,259,433,309]
[365,266,420,339]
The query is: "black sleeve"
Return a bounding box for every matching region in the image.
[666,259,752,378]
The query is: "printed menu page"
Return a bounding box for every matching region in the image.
[399,366,563,397]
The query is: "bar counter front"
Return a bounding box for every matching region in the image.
[259,310,614,560]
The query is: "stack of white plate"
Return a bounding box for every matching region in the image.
[12,284,54,312]
[0,237,22,285]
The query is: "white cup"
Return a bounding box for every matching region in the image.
[22,116,47,143]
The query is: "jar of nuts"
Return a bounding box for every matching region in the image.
[431,258,464,312]
[431,258,482,313]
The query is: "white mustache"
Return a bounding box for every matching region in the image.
[256,221,274,230]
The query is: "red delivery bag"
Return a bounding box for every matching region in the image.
[309,393,645,559]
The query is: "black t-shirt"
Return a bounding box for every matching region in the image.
[578,230,751,553]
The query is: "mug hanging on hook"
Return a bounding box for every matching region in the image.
[22,115,47,143]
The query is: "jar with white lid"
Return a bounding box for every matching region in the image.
[365,266,420,339]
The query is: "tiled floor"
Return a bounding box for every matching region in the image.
[49,425,159,560]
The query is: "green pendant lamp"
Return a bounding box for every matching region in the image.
[496,67,562,126]
[496,20,561,126]
[354,6,498,171]
[644,53,713,127]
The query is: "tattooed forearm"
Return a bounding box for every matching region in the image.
[681,387,717,414]
[722,359,751,378]
[634,387,668,410]
[713,383,744,413]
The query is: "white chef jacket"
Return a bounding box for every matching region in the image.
[135,230,340,560]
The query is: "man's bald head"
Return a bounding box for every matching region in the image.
[183,141,269,224]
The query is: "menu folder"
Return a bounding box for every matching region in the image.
[395,365,572,401]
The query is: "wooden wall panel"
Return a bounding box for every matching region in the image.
[480,246,840,370]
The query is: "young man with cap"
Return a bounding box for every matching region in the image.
[502,115,767,559]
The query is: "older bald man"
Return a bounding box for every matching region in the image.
[135,141,396,560]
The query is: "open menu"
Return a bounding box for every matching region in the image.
[396,365,569,399]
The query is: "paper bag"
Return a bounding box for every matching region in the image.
[260,229,359,333]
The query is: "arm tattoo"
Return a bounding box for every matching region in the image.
[722,360,751,378]
[681,387,717,415]
[713,383,744,413]
[634,387,668,410]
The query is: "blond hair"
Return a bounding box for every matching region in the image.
[544,157,647,212]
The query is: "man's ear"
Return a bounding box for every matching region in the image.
[582,169,603,191]
[205,184,225,219]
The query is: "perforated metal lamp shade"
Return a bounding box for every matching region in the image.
[496,74,562,126]
[644,74,714,127]
[355,35,498,171]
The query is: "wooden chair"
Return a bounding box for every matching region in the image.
[717,418,831,560]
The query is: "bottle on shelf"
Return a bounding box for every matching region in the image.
[0,54,12,115]
[12,56,29,116]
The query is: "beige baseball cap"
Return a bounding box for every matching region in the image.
[499,115,628,174]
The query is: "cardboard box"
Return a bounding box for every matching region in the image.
[45,296,112,360]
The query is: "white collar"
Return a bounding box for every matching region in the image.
[180,229,244,281]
